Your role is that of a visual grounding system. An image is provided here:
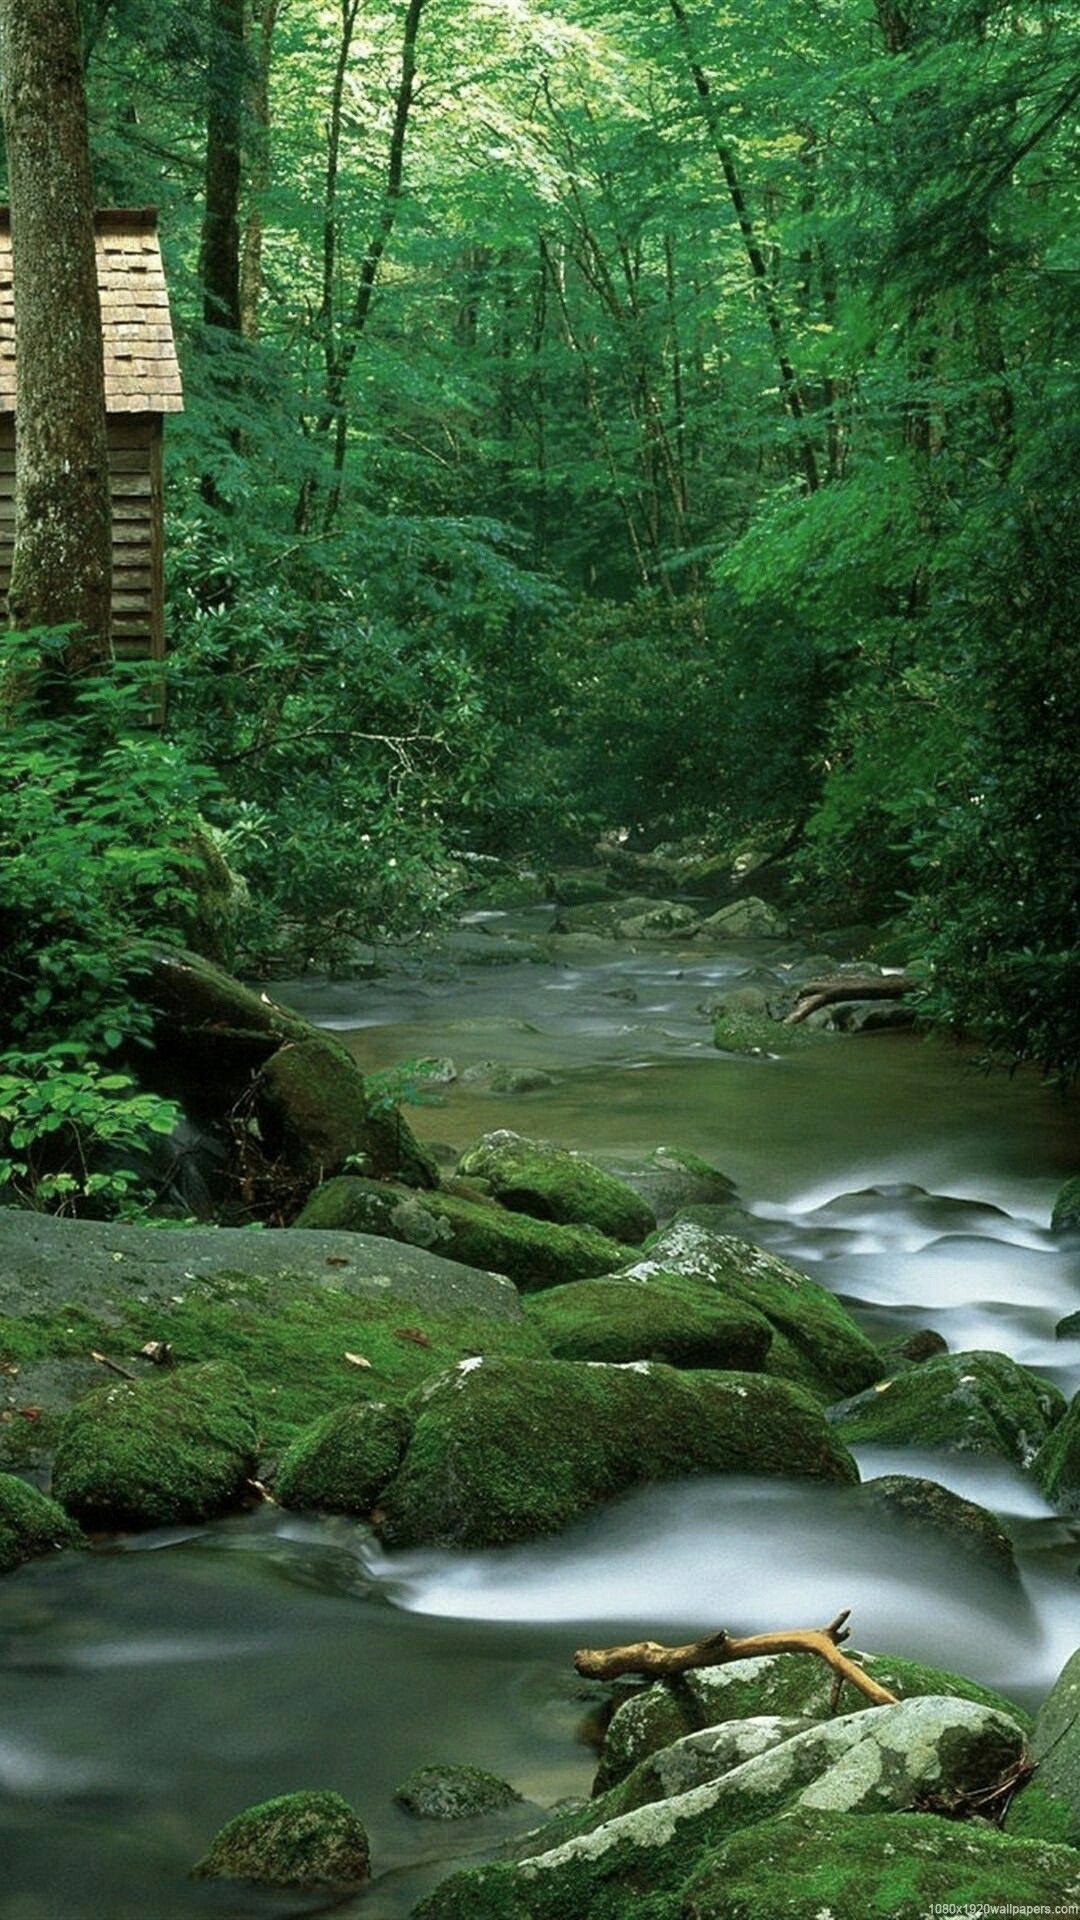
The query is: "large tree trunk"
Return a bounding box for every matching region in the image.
[239,0,280,340]
[0,0,112,672]
[201,0,245,333]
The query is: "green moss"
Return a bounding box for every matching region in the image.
[525,1273,772,1369]
[1031,1388,1080,1512]
[1006,1778,1080,1846]
[51,1361,258,1529]
[680,1809,1080,1918]
[0,1472,82,1574]
[713,1012,827,1055]
[297,1177,630,1289]
[455,1131,656,1244]
[379,1358,857,1549]
[256,1036,437,1187]
[275,1400,413,1513]
[1051,1174,1080,1234]
[193,1790,369,1887]
[394,1764,523,1819]
[830,1350,1066,1464]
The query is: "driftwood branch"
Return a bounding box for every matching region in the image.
[785,976,912,1026]
[574,1609,898,1708]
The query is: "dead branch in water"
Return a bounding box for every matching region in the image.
[785,977,912,1025]
[574,1608,898,1707]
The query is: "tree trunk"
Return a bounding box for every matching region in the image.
[239,0,280,340]
[202,0,245,333]
[0,0,112,672]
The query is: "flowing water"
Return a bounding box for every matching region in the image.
[2,928,1078,1918]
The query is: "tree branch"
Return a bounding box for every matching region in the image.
[574,1609,899,1708]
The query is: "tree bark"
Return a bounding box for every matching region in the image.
[239,0,281,340]
[0,0,112,671]
[202,0,245,332]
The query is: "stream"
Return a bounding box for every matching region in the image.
[2,925,1078,1919]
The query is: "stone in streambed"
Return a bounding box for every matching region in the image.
[858,1474,1017,1576]
[829,1349,1064,1466]
[1051,1174,1080,1234]
[1031,1388,1080,1513]
[455,1131,656,1244]
[1005,1646,1080,1846]
[275,1400,413,1515]
[394,1764,522,1819]
[525,1273,772,1370]
[699,897,790,940]
[377,1356,856,1550]
[51,1361,257,1530]
[0,1473,82,1574]
[590,1146,737,1224]
[193,1789,369,1887]
[296,1176,628,1289]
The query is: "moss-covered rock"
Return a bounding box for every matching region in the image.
[627,1224,881,1400]
[1031,1388,1080,1513]
[592,1147,737,1224]
[713,1011,828,1056]
[173,824,246,967]
[829,1350,1065,1465]
[594,1650,1031,1794]
[0,1472,82,1574]
[51,1361,258,1529]
[455,1131,656,1244]
[1006,1647,1080,1846]
[525,1273,773,1370]
[680,1808,1080,1919]
[193,1790,369,1887]
[858,1474,1017,1576]
[700,897,790,940]
[256,1036,437,1189]
[296,1177,628,1290]
[275,1399,413,1514]
[394,1764,523,1819]
[618,903,701,941]
[377,1357,856,1549]
[1051,1174,1080,1235]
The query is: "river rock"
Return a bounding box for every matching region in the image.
[193,1790,370,1887]
[525,1273,773,1370]
[296,1176,628,1289]
[828,1349,1065,1465]
[376,1356,857,1549]
[593,1650,1029,1794]
[1031,1388,1080,1513]
[827,997,917,1032]
[0,1473,82,1575]
[699,897,790,940]
[454,1131,655,1244]
[1051,1175,1080,1234]
[627,1223,882,1399]
[591,1147,737,1223]
[487,1066,556,1094]
[1005,1646,1080,1845]
[552,868,618,906]
[415,1697,1029,1920]
[394,1764,523,1819]
[51,1361,258,1530]
[274,1400,413,1515]
[1058,1310,1080,1339]
[680,1807,1080,1919]
[858,1474,1017,1576]
[618,903,701,941]
[256,1035,438,1189]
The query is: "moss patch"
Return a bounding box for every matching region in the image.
[829,1349,1065,1464]
[51,1361,258,1529]
[394,1764,523,1819]
[1031,1388,1080,1512]
[193,1790,369,1887]
[525,1273,773,1370]
[275,1399,413,1513]
[0,1472,82,1574]
[713,1012,827,1056]
[456,1131,656,1244]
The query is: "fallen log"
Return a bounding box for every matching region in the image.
[574,1608,898,1708]
[786,976,912,1026]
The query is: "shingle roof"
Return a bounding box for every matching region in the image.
[0,208,183,414]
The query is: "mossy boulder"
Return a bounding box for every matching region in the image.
[275,1399,413,1514]
[256,1036,437,1189]
[592,1147,737,1224]
[829,1349,1065,1465]
[416,1698,1029,1920]
[0,1473,82,1574]
[193,1789,369,1887]
[680,1808,1080,1919]
[394,1764,523,1819]
[1031,1388,1080,1513]
[296,1177,628,1290]
[144,945,310,1107]
[525,1273,773,1370]
[1051,1174,1080,1234]
[628,1223,881,1400]
[455,1131,656,1244]
[1006,1648,1080,1846]
[51,1361,258,1529]
[594,1650,1030,1794]
[376,1357,856,1549]
[618,903,701,941]
[173,824,245,967]
[858,1474,1017,1576]
[700,897,790,940]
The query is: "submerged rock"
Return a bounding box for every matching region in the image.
[377,1356,857,1549]
[680,1808,1080,1919]
[394,1764,522,1820]
[858,1474,1017,1576]
[628,1223,882,1400]
[0,1473,82,1575]
[51,1361,257,1530]
[525,1273,773,1370]
[1006,1646,1080,1846]
[275,1400,413,1515]
[297,1176,628,1289]
[455,1131,656,1244]
[829,1349,1065,1465]
[193,1789,370,1887]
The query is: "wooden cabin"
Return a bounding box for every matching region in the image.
[0,208,183,690]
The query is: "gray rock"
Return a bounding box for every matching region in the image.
[699,898,790,940]
[394,1764,523,1820]
[859,1474,1017,1576]
[590,1147,737,1224]
[618,903,701,941]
